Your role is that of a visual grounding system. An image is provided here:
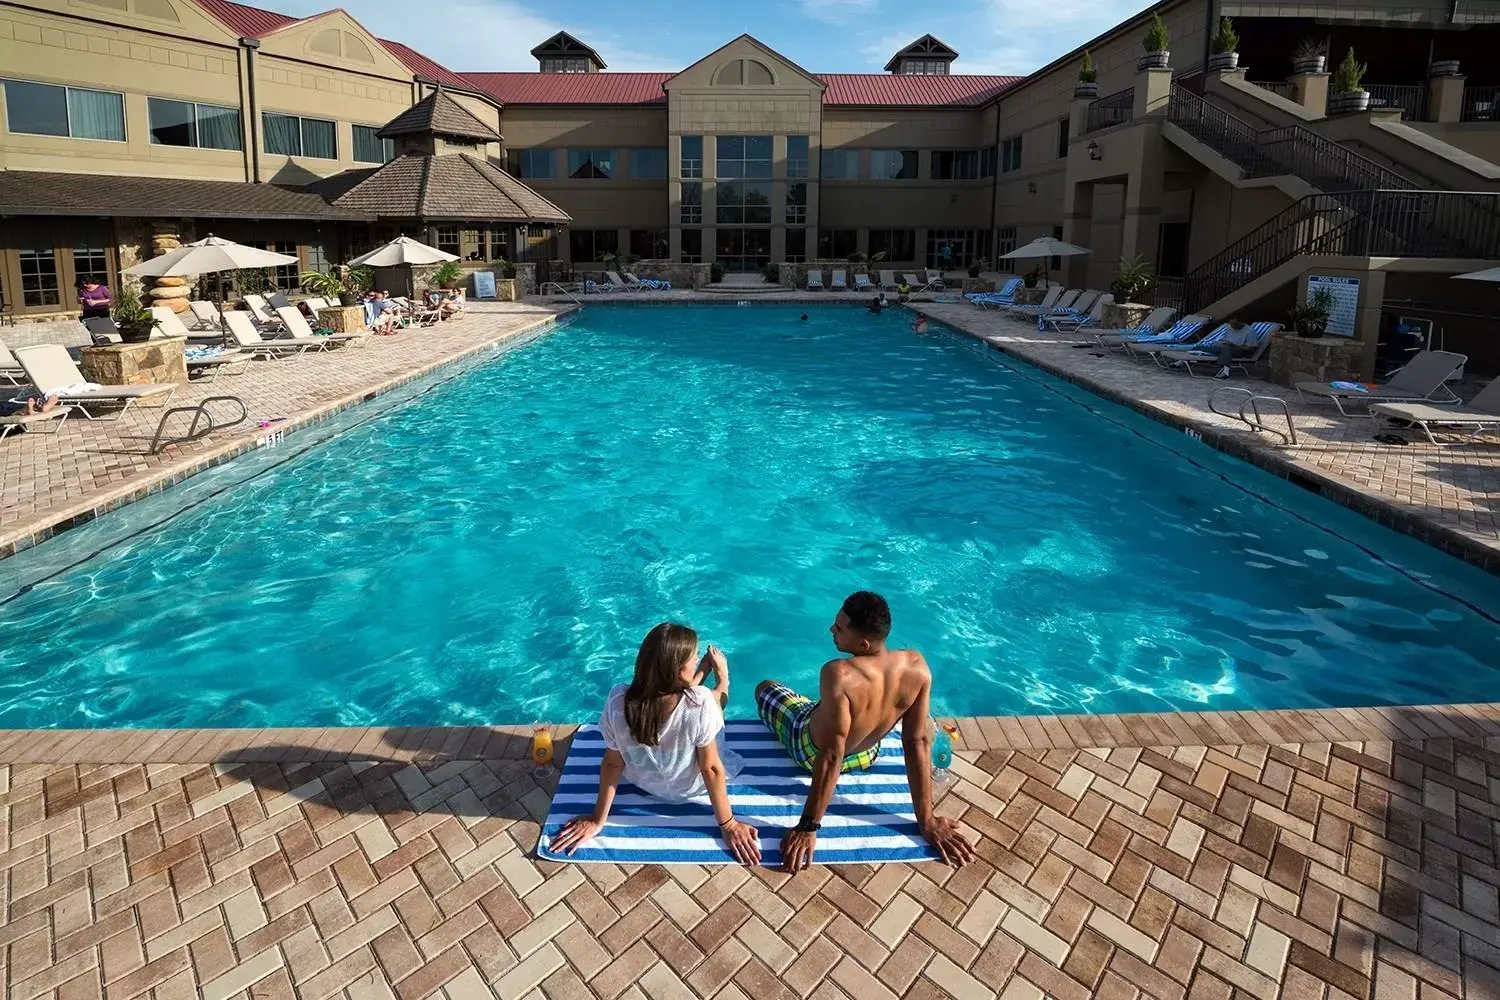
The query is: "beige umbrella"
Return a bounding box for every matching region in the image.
[347,235,458,267]
[121,235,298,277]
[1453,266,1500,282]
[1000,236,1091,285]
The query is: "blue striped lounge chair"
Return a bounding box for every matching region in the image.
[806,269,824,291]
[1118,316,1210,358]
[1152,321,1283,376]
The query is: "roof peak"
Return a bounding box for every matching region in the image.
[377,89,500,141]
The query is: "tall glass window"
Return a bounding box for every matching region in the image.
[148,98,241,150]
[3,80,124,140]
[249,241,300,290]
[1001,135,1023,173]
[263,113,336,158]
[18,248,60,307]
[680,136,703,178]
[72,239,112,289]
[567,149,614,178]
[629,148,668,179]
[680,181,702,224]
[868,230,916,261]
[786,182,807,225]
[785,228,807,263]
[821,149,859,180]
[716,136,771,179]
[869,150,918,180]
[680,229,703,263]
[508,149,554,178]
[817,230,858,259]
[995,226,1017,273]
[786,135,809,179]
[931,150,980,179]
[716,182,771,225]
[353,125,394,164]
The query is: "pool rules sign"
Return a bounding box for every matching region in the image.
[1307,275,1360,337]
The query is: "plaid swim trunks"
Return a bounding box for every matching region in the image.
[755,681,880,773]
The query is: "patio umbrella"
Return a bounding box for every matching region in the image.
[1000,236,1091,286]
[347,235,458,267]
[121,235,298,277]
[1452,266,1500,282]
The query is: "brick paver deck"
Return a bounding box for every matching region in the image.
[4,705,1500,1000]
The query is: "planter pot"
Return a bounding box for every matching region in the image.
[119,325,153,344]
[1292,55,1326,75]
[1430,59,1461,77]
[440,280,460,290]
[338,291,358,307]
[1328,90,1371,114]
[1074,82,1098,99]
[1296,323,1325,338]
[1208,51,1239,71]
[1138,50,1170,70]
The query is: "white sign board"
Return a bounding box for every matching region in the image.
[1307,275,1359,338]
[472,271,497,300]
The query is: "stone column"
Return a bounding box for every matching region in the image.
[1430,73,1465,123]
[1133,66,1173,118]
[1061,182,1094,288]
[1068,96,1093,148]
[1289,72,1329,117]
[144,222,192,314]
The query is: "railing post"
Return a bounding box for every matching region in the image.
[1430,73,1465,123]
[1134,66,1173,118]
[1288,71,1329,117]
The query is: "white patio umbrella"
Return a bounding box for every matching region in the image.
[1000,236,1091,285]
[347,235,458,267]
[121,235,299,277]
[1452,266,1500,283]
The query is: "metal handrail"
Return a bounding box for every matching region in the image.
[1250,80,1296,101]
[1366,84,1428,120]
[538,281,582,305]
[1085,88,1135,132]
[147,395,248,454]
[1462,85,1500,122]
[1208,386,1298,445]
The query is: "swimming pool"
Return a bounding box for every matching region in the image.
[2,304,1497,729]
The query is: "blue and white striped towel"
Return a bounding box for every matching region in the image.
[537,721,941,866]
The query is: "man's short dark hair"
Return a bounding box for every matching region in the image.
[841,591,891,640]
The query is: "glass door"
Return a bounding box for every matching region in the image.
[715,229,770,272]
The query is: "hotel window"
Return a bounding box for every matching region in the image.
[869,150,918,180]
[680,136,703,178]
[18,248,60,307]
[147,98,242,150]
[263,113,336,158]
[630,229,669,259]
[681,228,703,263]
[995,226,1017,273]
[980,147,997,178]
[629,148,668,179]
[248,241,300,290]
[1001,135,1023,173]
[508,148,555,179]
[353,125,394,164]
[717,136,771,179]
[717,182,771,225]
[1057,118,1070,159]
[817,229,858,259]
[785,228,807,264]
[3,80,124,141]
[868,229,916,262]
[786,182,807,225]
[72,239,112,289]
[681,181,703,224]
[930,149,979,180]
[460,227,508,261]
[926,229,990,268]
[567,148,613,178]
[821,149,859,180]
[570,228,618,263]
[786,135,809,179]
[434,227,461,258]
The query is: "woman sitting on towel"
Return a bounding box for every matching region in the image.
[551,623,761,865]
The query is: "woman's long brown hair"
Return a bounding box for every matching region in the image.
[624,622,697,747]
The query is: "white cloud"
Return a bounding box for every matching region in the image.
[800,0,878,25]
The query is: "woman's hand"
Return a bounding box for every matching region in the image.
[720,818,761,866]
[705,645,728,678]
[550,816,604,856]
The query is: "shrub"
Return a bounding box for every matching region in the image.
[1143,13,1170,53]
[710,261,725,283]
[1331,48,1367,94]
[1110,255,1154,302]
[430,260,464,288]
[1079,50,1097,84]
[1211,17,1238,55]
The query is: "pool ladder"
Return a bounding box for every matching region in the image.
[147,395,249,454]
[1207,386,1299,445]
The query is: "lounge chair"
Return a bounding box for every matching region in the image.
[603,272,639,293]
[149,306,200,339]
[965,277,1025,310]
[925,269,947,291]
[1,405,71,441]
[267,291,293,310]
[84,316,124,343]
[902,272,926,291]
[188,300,223,330]
[1094,307,1176,347]
[1009,287,1072,318]
[275,305,369,346]
[830,269,848,292]
[1040,290,1099,326]
[1044,294,1113,332]
[223,310,325,358]
[1119,316,1211,358]
[878,270,898,291]
[242,294,278,326]
[853,272,873,292]
[806,269,824,291]
[624,272,671,290]
[1370,378,1500,445]
[1,339,26,384]
[1153,321,1282,376]
[1296,350,1467,416]
[12,344,175,420]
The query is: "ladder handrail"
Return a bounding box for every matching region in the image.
[148,395,248,454]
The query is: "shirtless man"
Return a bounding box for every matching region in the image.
[755,591,976,871]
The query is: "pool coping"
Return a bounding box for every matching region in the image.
[1,701,1494,763]
[914,305,1500,577]
[0,307,575,562]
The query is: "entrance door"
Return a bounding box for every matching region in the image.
[715,229,770,272]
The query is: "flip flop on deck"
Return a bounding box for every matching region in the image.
[537,721,942,866]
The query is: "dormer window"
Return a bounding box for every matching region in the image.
[531,32,607,73]
[541,56,591,73]
[884,34,958,75]
[900,58,949,75]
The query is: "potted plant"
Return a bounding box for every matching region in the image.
[112,289,158,344]
[1288,287,1334,337]
[967,257,989,279]
[709,261,724,284]
[1110,255,1154,303]
[301,269,357,307]
[1139,13,1170,70]
[346,265,374,300]
[1292,36,1327,75]
[494,257,518,279]
[1328,48,1370,114]
[1208,17,1239,72]
[431,260,464,290]
[1431,58,1461,77]
[1075,50,1098,99]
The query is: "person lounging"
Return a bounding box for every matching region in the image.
[551,622,761,865]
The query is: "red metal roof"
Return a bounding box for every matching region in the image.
[819,74,1022,106]
[379,40,471,89]
[461,72,672,106]
[196,0,299,37]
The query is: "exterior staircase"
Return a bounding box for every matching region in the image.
[701,273,784,295]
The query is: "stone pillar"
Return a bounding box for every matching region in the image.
[1430,74,1465,123]
[1133,66,1173,118]
[144,222,192,314]
[1061,182,1094,288]
[1289,72,1329,117]
[1068,96,1093,148]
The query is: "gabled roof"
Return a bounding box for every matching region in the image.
[663,34,825,90]
[459,72,672,106]
[0,169,370,221]
[314,153,571,223]
[529,31,606,69]
[377,89,501,142]
[379,40,472,89]
[884,34,959,72]
[821,73,1021,107]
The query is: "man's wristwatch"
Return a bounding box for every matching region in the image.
[795,817,821,833]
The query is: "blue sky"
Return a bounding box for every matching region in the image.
[258,0,1147,75]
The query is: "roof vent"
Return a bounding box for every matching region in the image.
[530,31,606,73]
[885,34,957,75]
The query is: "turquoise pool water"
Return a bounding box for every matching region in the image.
[1,304,1498,729]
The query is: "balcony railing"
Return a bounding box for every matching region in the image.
[1085,88,1135,132]
[1249,80,1297,101]
[1366,84,1428,121]
[1462,85,1500,121]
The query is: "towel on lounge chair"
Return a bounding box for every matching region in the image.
[537,722,940,866]
[1296,350,1467,416]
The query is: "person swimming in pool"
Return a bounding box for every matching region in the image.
[912,315,929,334]
[755,591,975,871]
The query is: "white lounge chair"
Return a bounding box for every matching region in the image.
[603,272,639,293]
[223,310,325,358]
[1006,286,1065,318]
[12,344,175,420]
[902,272,926,291]
[242,294,278,326]
[1296,350,1467,416]
[1371,378,1500,445]
[268,291,293,310]
[924,269,947,291]
[188,300,223,330]
[831,269,848,291]
[806,269,824,291]
[878,270,898,291]
[149,306,198,339]
[853,272,873,292]
[1,405,71,441]
[1,339,27,384]
[275,306,368,347]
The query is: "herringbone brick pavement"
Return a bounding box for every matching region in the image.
[4,722,1498,1000]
